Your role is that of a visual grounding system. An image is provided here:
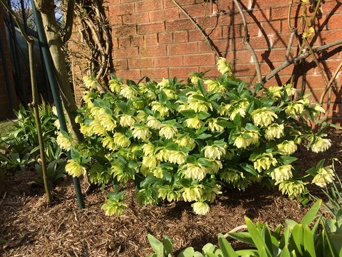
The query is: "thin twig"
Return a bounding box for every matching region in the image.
[223,224,248,238]
[171,0,221,58]
[319,60,342,106]
[232,0,262,83]
[0,192,7,207]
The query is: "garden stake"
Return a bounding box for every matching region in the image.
[31,0,84,209]
[28,37,52,204]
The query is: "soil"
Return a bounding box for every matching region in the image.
[0,129,341,257]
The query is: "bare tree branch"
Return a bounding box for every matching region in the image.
[263,39,342,83]
[233,0,262,83]
[61,0,75,42]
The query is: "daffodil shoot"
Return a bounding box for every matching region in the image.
[58,58,333,216]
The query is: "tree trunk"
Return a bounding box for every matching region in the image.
[33,0,82,142]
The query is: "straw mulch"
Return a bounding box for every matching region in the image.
[0,129,341,257]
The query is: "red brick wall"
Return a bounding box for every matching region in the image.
[0,8,17,120]
[72,0,342,123]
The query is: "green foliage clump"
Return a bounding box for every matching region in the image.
[147,199,342,257]
[0,101,66,181]
[60,58,334,215]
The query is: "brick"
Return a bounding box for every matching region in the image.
[149,8,180,22]
[157,33,173,44]
[188,29,203,42]
[118,37,132,48]
[196,16,222,29]
[114,47,139,58]
[140,45,167,57]
[144,34,159,46]
[155,56,183,67]
[113,24,137,37]
[114,59,128,70]
[123,12,150,24]
[198,41,214,53]
[326,14,342,29]
[178,4,212,19]
[135,0,163,12]
[131,36,143,47]
[129,57,154,68]
[319,29,342,44]
[116,69,142,81]
[199,66,221,77]
[164,0,195,9]
[205,27,222,40]
[173,31,188,42]
[141,68,169,80]
[321,0,342,15]
[169,67,198,79]
[166,19,195,31]
[109,3,134,16]
[271,3,301,21]
[168,42,198,55]
[108,15,122,26]
[138,22,165,34]
[244,7,271,23]
[183,53,215,66]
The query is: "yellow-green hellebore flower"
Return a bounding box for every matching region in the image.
[65,159,86,177]
[310,137,331,153]
[132,125,151,141]
[192,202,210,215]
[251,107,278,127]
[120,84,137,99]
[217,57,231,75]
[159,124,178,139]
[264,123,284,141]
[253,153,278,173]
[113,132,131,148]
[277,140,297,155]
[270,165,293,182]
[202,145,226,160]
[312,166,335,188]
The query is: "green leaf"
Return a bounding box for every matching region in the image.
[148,234,164,256]
[245,217,272,257]
[202,243,216,254]
[303,225,316,257]
[218,234,239,257]
[177,247,195,257]
[198,79,207,98]
[181,110,197,118]
[162,235,173,255]
[301,199,321,225]
[197,133,212,140]
[290,224,304,255]
[228,231,254,246]
[279,245,291,257]
[159,90,168,103]
[198,112,211,120]
[278,156,298,165]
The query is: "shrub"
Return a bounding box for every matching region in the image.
[60,58,333,215]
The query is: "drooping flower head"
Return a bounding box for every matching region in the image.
[251,107,278,127]
[217,57,232,75]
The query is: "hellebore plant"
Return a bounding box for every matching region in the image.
[57,58,333,215]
